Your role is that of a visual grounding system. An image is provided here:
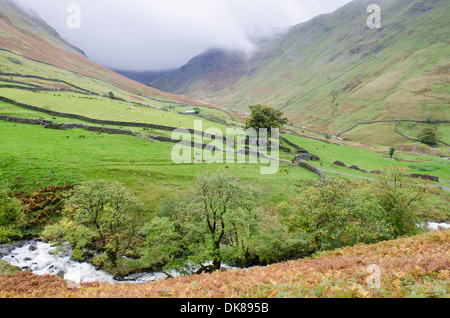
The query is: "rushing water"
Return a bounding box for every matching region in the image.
[426,222,450,231]
[0,241,116,284]
[1,222,448,284]
[0,241,234,284]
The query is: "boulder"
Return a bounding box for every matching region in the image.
[56,270,66,279]
[297,161,326,181]
[410,174,439,182]
[0,246,13,258]
[8,57,22,65]
[332,161,347,167]
[294,153,320,162]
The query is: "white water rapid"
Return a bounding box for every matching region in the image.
[0,241,233,284]
[1,241,115,284]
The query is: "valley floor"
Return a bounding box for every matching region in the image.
[0,229,448,298]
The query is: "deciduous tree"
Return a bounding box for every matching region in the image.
[42,180,142,267]
[144,174,281,271]
[418,127,438,146]
[246,105,288,132]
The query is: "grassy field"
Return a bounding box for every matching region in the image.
[340,121,450,152]
[0,80,34,88]
[0,121,318,215]
[1,86,447,213]
[343,122,413,147]
[282,132,450,182]
[397,121,450,145]
[0,51,180,106]
[1,117,448,218]
[0,88,235,133]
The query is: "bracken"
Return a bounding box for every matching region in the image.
[0,229,448,298]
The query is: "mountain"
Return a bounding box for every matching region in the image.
[152,0,450,133]
[151,49,250,94]
[0,0,203,106]
[113,69,171,86]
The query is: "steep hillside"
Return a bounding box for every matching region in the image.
[152,0,450,134]
[0,0,246,136]
[152,49,250,95]
[1,229,448,298]
[0,0,202,106]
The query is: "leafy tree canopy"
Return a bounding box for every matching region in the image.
[418,127,439,146]
[246,105,288,131]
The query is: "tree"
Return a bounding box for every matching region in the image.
[246,105,288,132]
[389,147,396,159]
[144,173,279,272]
[371,167,428,238]
[284,178,390,253]
[42,180,142,267]
[418,127,438,146]
[182,174,260,270]
[108,91,115,99]
[283,169,431,255]
[142,217,182,270]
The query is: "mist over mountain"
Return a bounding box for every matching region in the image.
[150,0,450,133]
[0,0,205,105]
[118,27,290,86]
[16,0,353,71]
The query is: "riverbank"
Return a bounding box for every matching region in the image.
[0,229,448,298]
[1,221,448,286]
[0,240,236,284]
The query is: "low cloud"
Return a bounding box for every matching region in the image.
[17,0,352,71]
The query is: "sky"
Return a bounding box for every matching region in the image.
[17,0,353,71]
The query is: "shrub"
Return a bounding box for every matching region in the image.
[41,180,142,267]
[284,178,391,253]
[418,127,438,146]
[371,167,429,238]
[283,169,430,255]
[0,183,26,243]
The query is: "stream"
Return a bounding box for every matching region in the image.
[0,241,234,284]
[0,241,116,283]
[1,222,449,285]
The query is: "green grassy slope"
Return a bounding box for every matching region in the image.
[153,0,450,136]
[0,0,203,107]
[0,120,318,213]
[0,0,447,205]
[0,0,243,134]
[0,1,448,296]
[0,88,232,132]
[283,132,449,181]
